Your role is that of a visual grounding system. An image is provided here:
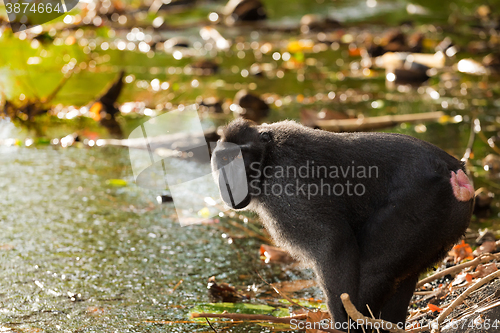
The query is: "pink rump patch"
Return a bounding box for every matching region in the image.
[450,169,475,202]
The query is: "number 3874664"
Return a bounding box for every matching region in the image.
[5,2,63,14]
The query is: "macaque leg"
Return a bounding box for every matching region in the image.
[356,202,432,323]
[311,239,361,332]
[379,274,419,325]
[349,272,416,333]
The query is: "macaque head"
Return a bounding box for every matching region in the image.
[211,119,271,209]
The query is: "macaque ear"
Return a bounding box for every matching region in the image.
[211,142,251,209]
[259,131,271,143]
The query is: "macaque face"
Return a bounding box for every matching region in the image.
[211,141,251,209]
[211,120,271,209]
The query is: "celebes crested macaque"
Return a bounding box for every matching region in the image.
[211,119,474,331]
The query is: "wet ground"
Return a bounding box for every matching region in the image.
[0,145,302,332]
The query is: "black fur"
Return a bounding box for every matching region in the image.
[211,119,473,331]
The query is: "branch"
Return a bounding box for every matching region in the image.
[256,272,304,309]
[340,293,406,333]
[41,71,74,105]
[432,269,500,331]
[477,128,500,155]
[205,317,218,332]
[192,312,345,332]
[191,312,306,323]
[462,117,476,162]
[416,253,500,288]
[316,111,444,132]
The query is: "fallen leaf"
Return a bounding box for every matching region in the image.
[451,271,470,287]
[87,306,105,314]
[451,240,473,263]
[271,279,316,293]
[105,179,128,187]
[207,276,248,303]
[0,244,14,251]
[306,310,331,333]
[428,303,443,312]
[473,241,496,256]
[470,263,498,278]
[260,244,295,264]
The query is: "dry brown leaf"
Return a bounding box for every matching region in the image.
[260,244,295,264]
[473,241,497,256]
[271,279,316,293]
[87,306,105,314]
[470,263,498,278]
[451,271,471,288]
[207,276,247,302]
[306,310,331,333]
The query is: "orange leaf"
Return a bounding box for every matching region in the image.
[348,48,361,57]
[89,102,103,121]
[451,240,473,263]
[428,303,443,312]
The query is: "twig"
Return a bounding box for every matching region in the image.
[170,279,183,293]
[205,317,218,332]
[227,220,270,242]
[191,312,306,323]
[366,304,380,333]
[406,325,435,333]
[432,269,500,331]
[340,293,406,333]
[316,111,444,132]
[42,72,74,105]
[413,291,437,296]
[478,300,500,313]
[462,117,476,162]
[410,287,446,306]
[192,311,346,332]
[476,120,500,155]
[256,273,345,332]
[416,253,500,288]
[255,272,305,310]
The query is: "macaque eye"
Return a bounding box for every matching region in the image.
[259,132,271,142]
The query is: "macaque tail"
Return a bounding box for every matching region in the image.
[450,169,475,202]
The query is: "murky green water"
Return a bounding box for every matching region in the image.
[0,146,303,332]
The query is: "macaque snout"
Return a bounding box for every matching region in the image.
[211,142,251,209]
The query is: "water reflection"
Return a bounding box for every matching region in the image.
[0,146,266,332]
